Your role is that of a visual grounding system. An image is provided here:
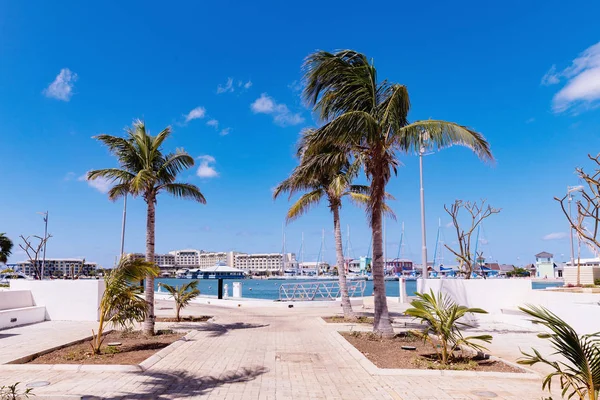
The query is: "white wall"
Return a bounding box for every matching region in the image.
[10,280,105,321]
[0,290,35,310]
[0,290,46,329]
[418,279,600,333]
[563,266,600,285]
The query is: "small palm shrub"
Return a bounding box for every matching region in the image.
[405,290,492,364]
[91,256,159,354]
[518,305,600,400]
[0,383,32,400]
[161,281,200,321]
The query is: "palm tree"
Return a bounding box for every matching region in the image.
[302,50,493,336]
[161,281,201,321]
[88,120,206,335]
[518,305,600,400]
[91,255,159,354]
[0,233,13,264]
[274,134,371,319]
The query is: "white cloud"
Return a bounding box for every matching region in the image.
[79,174,112,194]
[185,106,206,122]
[525,117,535,124]
[206,119,219,128]
[243,80,252,89]
[217,78,234,94]
[43,68,78,101]
[543,42,600,113]
[220,128,231,136]
[250,93,305,127]
[288,80,303,93]
[196,155,218,178]
[542,232,568,241]
[445,222,454,228]
[64,172,76,181]
[541,65,560,86]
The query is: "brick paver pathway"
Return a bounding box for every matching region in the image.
[0,302,549,399]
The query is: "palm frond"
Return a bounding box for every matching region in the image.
[397,120,494,163]
[286,189,324,223]
[518,305,600,399]
[158,151,195,182]
[160,183,206,203]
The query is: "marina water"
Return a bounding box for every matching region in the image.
[155,278,563,300]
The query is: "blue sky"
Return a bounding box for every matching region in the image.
[1,0,600,268]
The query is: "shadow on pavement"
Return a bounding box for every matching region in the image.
[193,322,269,337]
[84,366,268,399]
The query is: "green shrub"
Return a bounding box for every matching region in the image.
[594,278,600,286]
[405,290,492,365]
[518,305,600,399]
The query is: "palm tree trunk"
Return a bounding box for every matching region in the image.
[143,197,156,336]
[371,161,393,337]
[332,203,355,319]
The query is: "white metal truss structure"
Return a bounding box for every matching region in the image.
[278,280,366,301]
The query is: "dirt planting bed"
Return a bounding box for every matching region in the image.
[341,331,523,372]
[155,316,212,323]
[322,316,374,324]
[28,330,185,365]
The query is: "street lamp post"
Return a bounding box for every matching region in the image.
[567,186,584,265]
[419,131,430,282]
[567,185,584,282]
[37,211,48,279]
[120,195,127,257]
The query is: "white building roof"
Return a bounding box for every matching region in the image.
[200,263,241,273]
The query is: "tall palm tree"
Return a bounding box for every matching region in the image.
[88,120,206,335]
[274,133,371,319]
[0,233,13,264]
[302,50,493,336]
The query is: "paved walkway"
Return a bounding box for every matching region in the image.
[0,301,550,399]
[0,320,98,364]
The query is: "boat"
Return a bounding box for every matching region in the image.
[188,262,246,279]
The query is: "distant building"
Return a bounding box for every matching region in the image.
[535,251,560,278]
[130,253,176,269]
[563,257,600,285]
[17,258,97,278]
[235,253,297,273]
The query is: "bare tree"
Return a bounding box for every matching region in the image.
[444,200,501,279]
[555,153,600,285]
[19,235,52,279]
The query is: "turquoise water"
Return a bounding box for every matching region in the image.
[155,278,563,300]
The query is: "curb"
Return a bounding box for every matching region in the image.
[331,330,540,379]
[0,330,196,373]
[4,330,114,365]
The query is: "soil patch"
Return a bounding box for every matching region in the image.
[28,330,185,365]
[156,316,212,323]
[341,331,523,373]
[322,316,373,324]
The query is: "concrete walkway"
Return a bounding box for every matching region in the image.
[0,301,550,399]
[0,320,98,364]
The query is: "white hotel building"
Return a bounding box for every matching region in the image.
[130,249,298,274]
[17,258,97,278]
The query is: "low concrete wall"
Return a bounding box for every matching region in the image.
[10,280,105,321]
[563,266,600,285]
[418,279,600,333]
[0,290,35,310]
[0,306,46,329]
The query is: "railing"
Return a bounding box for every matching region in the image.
[278,280,366,301]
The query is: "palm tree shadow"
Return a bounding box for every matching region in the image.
[193,322,269,337]
[89,366,268,399]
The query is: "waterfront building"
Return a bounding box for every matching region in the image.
[535,251,560,278]
[17,258,97,278]
[130,253,176,269]
[563,257,600,285]
[168,249,201,267]
[234,252,297,273]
